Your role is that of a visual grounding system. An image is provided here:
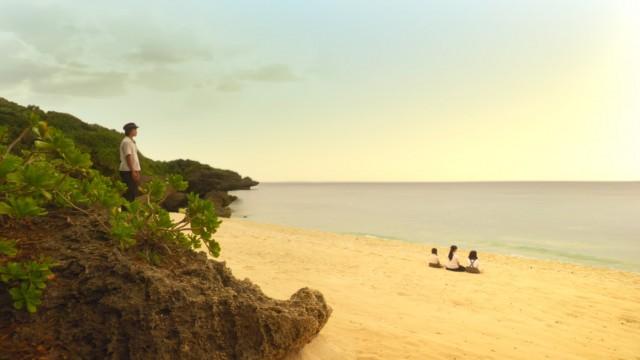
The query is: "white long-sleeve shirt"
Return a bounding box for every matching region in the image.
[446,254,462,269]
[468,259,480,270]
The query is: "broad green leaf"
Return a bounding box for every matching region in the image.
[0,197,47,218]
[0,239,17,257]
[0,155,22,178]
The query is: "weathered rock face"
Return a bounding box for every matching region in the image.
[162,191,189,212]
[0,214,331,359]
[205,190,239,218]
[161,191,237,218]
[160,159,259,194]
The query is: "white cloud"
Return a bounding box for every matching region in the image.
[0,1,304,98]
[217,64,300,92]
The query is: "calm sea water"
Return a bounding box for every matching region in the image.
[230,182,640,272]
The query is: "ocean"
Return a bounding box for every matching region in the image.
[230,182,640,272]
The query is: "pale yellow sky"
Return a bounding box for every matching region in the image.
[1,1,638,181]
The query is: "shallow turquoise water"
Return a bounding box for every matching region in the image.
[230,182,640,272]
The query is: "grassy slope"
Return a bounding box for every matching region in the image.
[0,97,258,194]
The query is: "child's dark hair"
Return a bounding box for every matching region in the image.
[448,245,457,261]
[431,248,438,255]
[469,250,478,260]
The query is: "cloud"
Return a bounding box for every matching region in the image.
[31,69,128,97]
[0,2,102,64]
[126,42,212,65]
[0,61,128,98]
[237,64,299,82]
[0,3,129,97]
[133,67,191,92]
[217,64,300,92]
[0,34,50,85]
[0,31,127,97]
[0,2,303,97]
[0,62,128,97]
[217,79,243,92]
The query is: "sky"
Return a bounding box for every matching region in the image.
[1,0,639,182]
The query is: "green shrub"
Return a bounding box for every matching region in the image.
[0,258,53,313]
[0,109,222,313]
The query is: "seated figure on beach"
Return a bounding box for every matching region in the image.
[428,248,442,268]
[445,245,466,272]
[466,250,481,273]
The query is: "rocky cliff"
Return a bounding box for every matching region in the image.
[0,212,331,359]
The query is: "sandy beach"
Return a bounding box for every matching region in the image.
[199,216,640,360]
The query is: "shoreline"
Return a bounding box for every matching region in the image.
[208,217,640,359]
[339,231,640,275]
[227,217,639,279]
[232,216,639,275]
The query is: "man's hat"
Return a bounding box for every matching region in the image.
[123,122,139,132]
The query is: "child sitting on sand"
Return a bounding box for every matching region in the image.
[466,250,481,273]
[445,245,466,272]
[428,248,442,268]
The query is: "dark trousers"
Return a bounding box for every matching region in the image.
[120,171,138,202]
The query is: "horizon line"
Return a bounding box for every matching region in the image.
[256,180,640,184]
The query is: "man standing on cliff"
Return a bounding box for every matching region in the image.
[119,122,141,202]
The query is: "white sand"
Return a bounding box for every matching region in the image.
[179,214,640,359]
